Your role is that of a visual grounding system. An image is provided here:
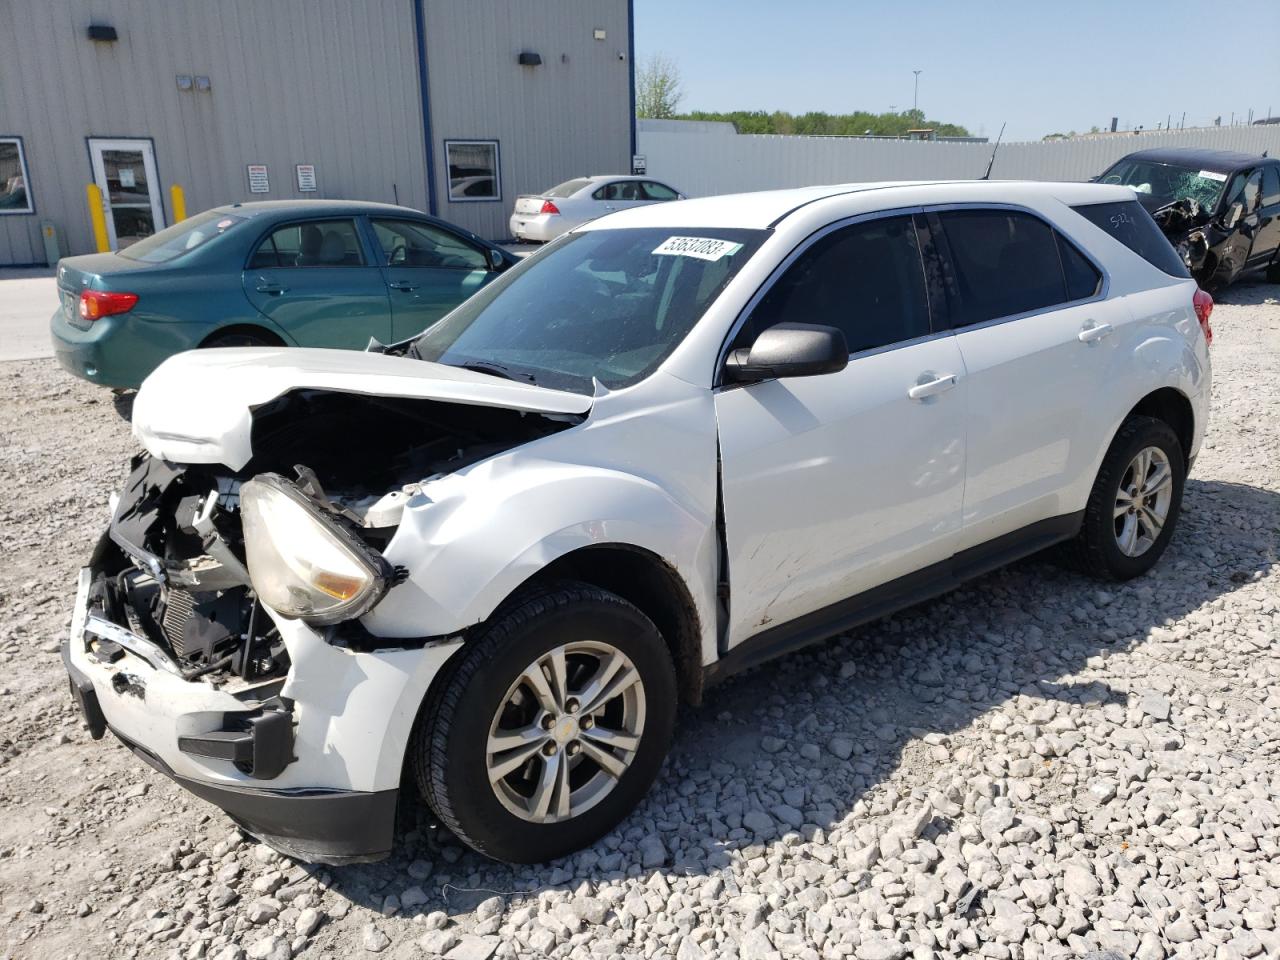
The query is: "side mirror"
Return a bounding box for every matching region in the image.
[1224,202,1244,228]
[486,247,506,271]
[725,322,849,384]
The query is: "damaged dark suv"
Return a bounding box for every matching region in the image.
[1095,147,1280,288]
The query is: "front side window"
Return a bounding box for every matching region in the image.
[445,140,500,202]
[1072,200,1190,278]
[936,209,1070,327]
[249,219,365,268]
[640,181,679,201]
[410,227,767,392]
[119,210,246,263]
[1222,170,1263,213]
[371,219,487,270]
[747,215,932,354]
[0,137,33,214]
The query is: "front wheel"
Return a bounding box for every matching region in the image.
[413,582,677,863]
[1060,415,1185,580]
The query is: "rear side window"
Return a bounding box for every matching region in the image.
[748,215,931,354]
[1058,234,1102,301]
[249,219,365,268]
[1071,200,1190,278]
[1263,166,1280,207]
[546,178,591,198]
[936,209,1070,326]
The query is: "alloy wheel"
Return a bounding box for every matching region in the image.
[486,641,646,823]
[1113,445,1173,557]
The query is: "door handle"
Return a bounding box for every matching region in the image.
[604,204,616,211]
[907,373,958,401]
[388,281,419,292]
[255,283,287,296]
[1078,321,1113,343]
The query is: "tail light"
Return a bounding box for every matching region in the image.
[79,289,139,321]
[1192,288,1213,346]
[539,200,560,215]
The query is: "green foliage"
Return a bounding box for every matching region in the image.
[636,55,684,120]
[676,108,971,138]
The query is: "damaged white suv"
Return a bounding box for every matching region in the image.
[63,181,1211,864]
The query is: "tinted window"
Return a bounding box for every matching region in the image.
[1058,234,1102,301]
[371,219,487,270]
[749,215,931,354]
[1072,200,1190,278]
[1223,170,1263,212]
[937,210,1067,326]
[249,219,365,268]
[640,181,679,201]
[1263,166,1280,207]
[119,210,246,263]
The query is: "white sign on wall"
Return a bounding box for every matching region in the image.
[632,154,647,175]
[247,165,270,193]
[295,164,317,192]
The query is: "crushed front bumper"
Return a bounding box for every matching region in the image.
[62,563,462,864]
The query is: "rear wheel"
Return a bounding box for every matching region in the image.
[1060,415,1185,580]
[201,329,280,349]
[413,582,677,863]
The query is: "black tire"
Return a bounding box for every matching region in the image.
[412,582,677,863]
[1266,258,1280,284]
[201,330,279,349]
[1059,415,1185,580]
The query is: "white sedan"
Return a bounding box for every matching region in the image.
[509,175,685,242]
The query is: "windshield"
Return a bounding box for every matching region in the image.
[410,227,768,393]
[1097,159,1228,210]
[119,210,247,263]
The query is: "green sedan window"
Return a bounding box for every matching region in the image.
[371,219,487,270]
[250,219,365,268]
[118,210,246,263]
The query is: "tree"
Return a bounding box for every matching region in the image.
[636,54,683,119]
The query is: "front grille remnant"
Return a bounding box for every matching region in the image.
[162,587,196,658]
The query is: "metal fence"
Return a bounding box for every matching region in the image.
[638,122,1280,198]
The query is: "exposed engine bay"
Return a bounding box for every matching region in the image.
[92,389,578,682]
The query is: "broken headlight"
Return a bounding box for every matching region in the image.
[240,474,393,625]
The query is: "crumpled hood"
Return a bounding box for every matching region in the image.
[131,347,592,471]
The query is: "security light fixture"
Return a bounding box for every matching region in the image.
[176,75,193,91]
[517,51,542,66]
[194,76,211,92]
[87,24,118,42]
[593,28,606,40]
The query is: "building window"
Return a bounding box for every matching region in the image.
[0,137,34,214]
[444,140,500,202]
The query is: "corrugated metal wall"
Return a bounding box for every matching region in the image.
[422,0,632,239]
[0,0,427,264]
[639,122,1280,198]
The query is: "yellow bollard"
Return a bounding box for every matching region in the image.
[86,183,110,253]
[170,184,187,223]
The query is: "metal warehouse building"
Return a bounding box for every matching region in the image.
[0,0,635,265]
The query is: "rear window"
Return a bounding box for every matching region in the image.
[1071,200,1190,278]
[118,210,246,263]
[545,178,592,198]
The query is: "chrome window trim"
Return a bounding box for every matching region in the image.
[712,204,929,386]
[921,201,1112,333]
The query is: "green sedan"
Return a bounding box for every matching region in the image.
[51,200,518,389]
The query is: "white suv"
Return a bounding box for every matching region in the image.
[63,181,1212,865]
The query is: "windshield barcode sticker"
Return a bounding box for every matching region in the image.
[652,236,743,261]
[1197,170,1228,182]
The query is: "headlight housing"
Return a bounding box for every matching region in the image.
[240,474,394,624]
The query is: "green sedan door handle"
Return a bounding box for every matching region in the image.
[255,282,288,296]
[388,281,419,292]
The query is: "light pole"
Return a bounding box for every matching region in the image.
[912,70,922,115]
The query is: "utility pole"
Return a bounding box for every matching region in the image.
[912,70,922,115]
[1180,111,1185,130]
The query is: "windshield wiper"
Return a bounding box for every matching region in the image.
[454,360,538,385]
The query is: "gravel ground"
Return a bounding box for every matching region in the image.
[1,281,1278,960]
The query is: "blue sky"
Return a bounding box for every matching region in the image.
[633,0,1280,141]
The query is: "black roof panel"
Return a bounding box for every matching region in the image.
[1114,147,1273,173]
